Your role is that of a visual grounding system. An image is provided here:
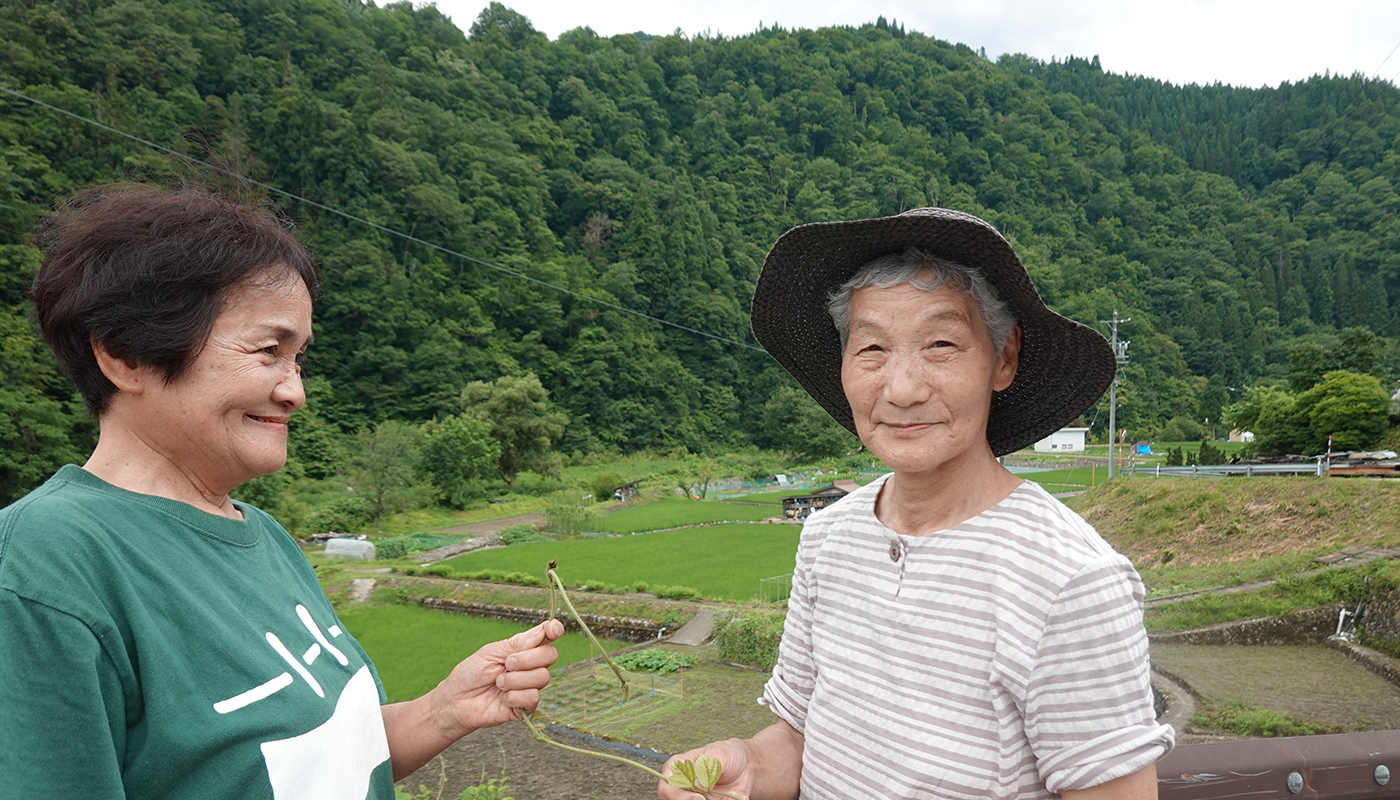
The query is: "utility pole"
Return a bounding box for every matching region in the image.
[1102,311,1130,480]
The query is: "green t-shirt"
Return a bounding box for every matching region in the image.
[0,465,395,799]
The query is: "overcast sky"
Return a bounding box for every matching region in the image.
[429,0,1400,90]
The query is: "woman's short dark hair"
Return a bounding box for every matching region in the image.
[29,185,321,416]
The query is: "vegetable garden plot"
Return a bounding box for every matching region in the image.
[542,663,687,738]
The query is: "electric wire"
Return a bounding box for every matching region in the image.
[1374,39,1400,81]
[0,83,766,353]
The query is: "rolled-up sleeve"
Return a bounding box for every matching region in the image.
[760,529,820,734]
[1025,555,1174,793]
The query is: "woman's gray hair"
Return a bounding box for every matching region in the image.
[827,246,1017,355]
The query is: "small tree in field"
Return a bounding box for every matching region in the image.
[349,420,424,526]
[460,374,567,489]
[420,414,501,508]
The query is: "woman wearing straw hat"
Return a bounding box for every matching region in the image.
[659,208,1173,800]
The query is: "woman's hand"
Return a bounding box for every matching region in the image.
[430,618,566,732]
[657,721,803,800]
[383,618,565,780]
[659,740,757,800]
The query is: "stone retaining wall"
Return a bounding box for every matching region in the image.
[1361,585,1400,643]
[420,597,663,643]
[1147,606,1340,646]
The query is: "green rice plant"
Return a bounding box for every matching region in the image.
[594,497,775,532]
[440,523,800,602]
[335,604,625,703]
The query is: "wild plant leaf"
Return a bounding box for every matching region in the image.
[695,754,723,790]
[665,759,699,792]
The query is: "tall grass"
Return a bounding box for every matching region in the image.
[1144,565,1373,631]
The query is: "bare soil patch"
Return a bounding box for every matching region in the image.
[425,512,544,537]
[399,717,661,800]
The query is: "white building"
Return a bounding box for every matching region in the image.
[1034,427,1089,453]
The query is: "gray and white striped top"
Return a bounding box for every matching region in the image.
[762,474,1173,799]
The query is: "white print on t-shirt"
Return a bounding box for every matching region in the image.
[259,665,391,800]
[212,604,350,713]
[209,604,390,800]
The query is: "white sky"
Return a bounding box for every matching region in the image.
[428,0,1400,90]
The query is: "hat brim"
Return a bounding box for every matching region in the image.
[750,208,1118,457]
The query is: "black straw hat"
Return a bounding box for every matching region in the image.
[750,207,1117,457]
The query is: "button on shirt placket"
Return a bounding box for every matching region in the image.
[889,538,909,597]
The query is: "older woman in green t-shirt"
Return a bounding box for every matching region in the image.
[0,185,562,799]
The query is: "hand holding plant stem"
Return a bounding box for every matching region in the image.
[517,560,743,800]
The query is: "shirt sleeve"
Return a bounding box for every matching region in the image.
[1024,554,1175,793]
[760,526,820,733]
[0,588,129,798]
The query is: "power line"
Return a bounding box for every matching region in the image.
[0,83,765,353]
[1374,39,1400,80]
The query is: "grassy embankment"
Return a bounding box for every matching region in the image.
[1068,475,1400,632]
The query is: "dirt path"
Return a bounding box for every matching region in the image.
[411,513,546,562]
[426,512,545,536]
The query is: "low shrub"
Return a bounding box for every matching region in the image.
[374,535,412,560]
[1191,701,1345,737]
[613,648,698,675]
[308,496,375,534]
[713,610,786,670]
[651,584,703,600]
[499,524,549,545]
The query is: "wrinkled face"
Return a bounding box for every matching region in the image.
[840,280,1019,479]
[139,274,312,493]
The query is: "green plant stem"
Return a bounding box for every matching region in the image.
[546,566,630,703]
[519,715,744,800]
[516,562,742,800]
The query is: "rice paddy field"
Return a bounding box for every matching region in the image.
[440,522,802,602]
[336,604,627,703]
[592,497,776,533]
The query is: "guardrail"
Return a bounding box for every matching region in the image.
[1158,731,1400,798]
[1124,463,1327,478]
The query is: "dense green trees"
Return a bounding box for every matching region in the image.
[1224,372,1391,456]
[459,373,567,487]
[3,0,1400,504]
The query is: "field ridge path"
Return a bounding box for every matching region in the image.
[668,608,717,645]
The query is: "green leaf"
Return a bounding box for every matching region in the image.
[665,759,699,792]
[695,754,723,790]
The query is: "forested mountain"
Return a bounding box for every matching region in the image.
[3,0,1399,502]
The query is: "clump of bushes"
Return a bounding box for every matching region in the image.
[613,649,697,675]
[1191,701,1344,737]
[499,524,549,545]
[374,535,413,559]
[713,610,786,670]
[650,585,703,600]
[400,565,545,586]
[308,496,375,534]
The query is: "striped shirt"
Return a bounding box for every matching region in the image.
[762,474,1173,799]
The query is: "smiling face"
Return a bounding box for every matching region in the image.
[136,273,313,496]
[840,278,1020,482]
